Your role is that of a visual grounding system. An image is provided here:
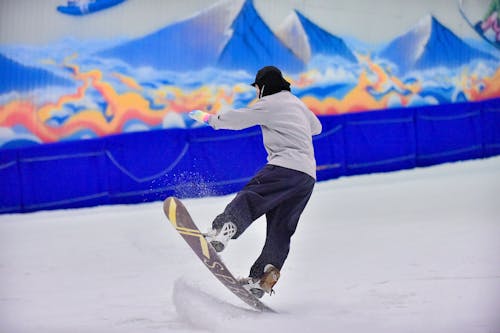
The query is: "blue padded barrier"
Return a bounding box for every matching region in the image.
[1,98,499,214]
[0,149,21,213]
[313,115,346,181]
[186,127,267,197]
[342,107,417,175]
[415,102,484,167]
[18,139,109,212]
[105,128,191,204]
[481,99,500,157]
[104,126,268,203]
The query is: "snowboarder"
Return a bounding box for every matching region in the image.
[189,66,322,298]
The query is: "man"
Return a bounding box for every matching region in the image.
[189,66,322,298]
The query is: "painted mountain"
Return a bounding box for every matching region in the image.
[97,0,303,73]
[216,1,303,73]
[0,53,70,94]
[277,10,357,64]
[378,15,495,74]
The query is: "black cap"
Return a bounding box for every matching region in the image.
[250,66,291,97]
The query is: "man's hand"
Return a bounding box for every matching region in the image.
[188,110,211,124]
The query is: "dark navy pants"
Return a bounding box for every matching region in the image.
[212,165,315,279]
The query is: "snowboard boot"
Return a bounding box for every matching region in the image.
[205,222,237,252]
[240,264,280,298]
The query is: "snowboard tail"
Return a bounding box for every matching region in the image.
[163,197,275,313]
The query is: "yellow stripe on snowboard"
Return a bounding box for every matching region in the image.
[168,198,210,259]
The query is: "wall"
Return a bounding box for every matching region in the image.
[1,0,499,213]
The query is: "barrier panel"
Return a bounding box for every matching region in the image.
[342,107,417,176]
[416,102,484,166]
[482,99,500,157]
[1,98,499,214]
[0,149,21,213]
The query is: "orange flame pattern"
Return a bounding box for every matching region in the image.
[1,56,499,144]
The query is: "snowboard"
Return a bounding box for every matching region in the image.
[163,196,275,313]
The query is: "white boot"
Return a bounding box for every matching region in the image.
[240,277,265,298]
[205,222,237,252]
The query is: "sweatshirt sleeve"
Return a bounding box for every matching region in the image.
[208,100,265,130]
[308,109,322,135]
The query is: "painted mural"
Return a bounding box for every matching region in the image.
[0,0,499,149]
[459,0,500,49]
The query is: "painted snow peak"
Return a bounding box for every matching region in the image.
[96,0,303,73]
[378,15,495,74]
[277,10,357,64]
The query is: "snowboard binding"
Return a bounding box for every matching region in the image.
[204,222,237,252]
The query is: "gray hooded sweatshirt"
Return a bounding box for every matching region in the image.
[208,91,322,179]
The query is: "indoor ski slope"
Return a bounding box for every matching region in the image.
[1,157,499,333]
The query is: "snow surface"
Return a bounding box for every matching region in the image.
[1,157,499,333]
